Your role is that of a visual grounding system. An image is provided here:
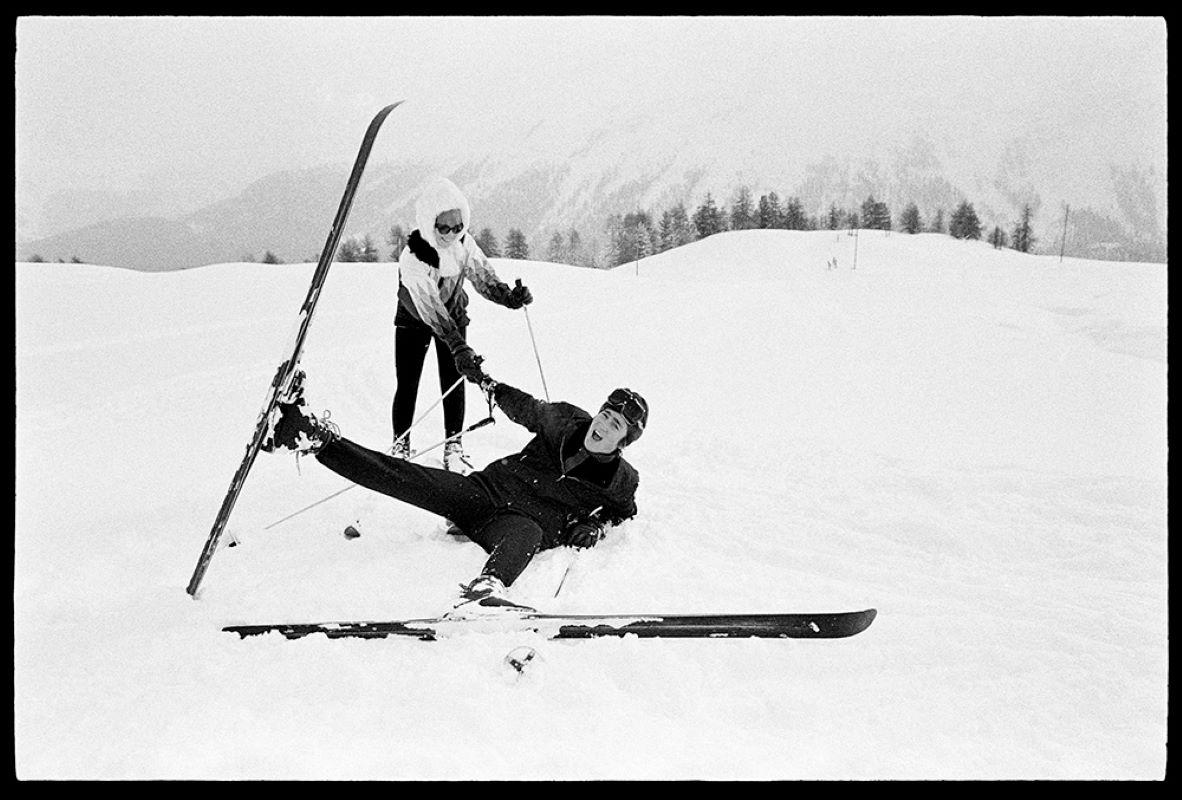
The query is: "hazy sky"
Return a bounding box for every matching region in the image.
[15,16,1166,231]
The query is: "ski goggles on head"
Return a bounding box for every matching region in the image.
[434,222,464,235]
[603,388,648,431]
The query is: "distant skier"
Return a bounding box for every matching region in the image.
[392,176,533,471]
[261,370,647,610]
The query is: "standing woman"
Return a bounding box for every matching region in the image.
[393,177,533,471]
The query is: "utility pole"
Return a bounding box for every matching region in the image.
[1059,204,1070,263]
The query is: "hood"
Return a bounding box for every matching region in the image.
[414,177,472,248]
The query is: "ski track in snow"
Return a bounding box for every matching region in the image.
[14,231,1167,779]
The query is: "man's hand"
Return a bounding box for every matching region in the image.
[505,278,533,309]
[566,521,604,548]
[452,343,486,384]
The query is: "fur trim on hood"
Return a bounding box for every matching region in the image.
[415,177,471,248]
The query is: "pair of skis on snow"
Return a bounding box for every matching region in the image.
[224,609,878,642]
[186,102,878,643]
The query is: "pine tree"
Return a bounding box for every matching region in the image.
[261,250,283,264]
[692,193,725,239]
[929,208,946,234]
[605,214,625,267]
[546,231,566,263]
[658,210,675,251]
[619,211,655,261]
[900,203,922,234]
[730,186,755,230]
[1011,204,1035,253]
[826,204,843,230]
[757,192,783,229]
[949,201,982,240]
[387,224,407,260]
[476,228,501,258]
[505,229,529,260]
[783,197,807,230]
[669,202,695,246]
[861,195,891,230]
[861,196,878,230]
[567,229,584,265]
[338,237,362,262]
[359,234,381,262]
[988,226,1007,249]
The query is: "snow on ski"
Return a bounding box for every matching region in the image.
[223,609,878,641]
[186,101,404,598]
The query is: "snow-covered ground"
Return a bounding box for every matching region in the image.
[14,229,1167,779]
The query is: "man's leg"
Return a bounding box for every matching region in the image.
[315,436,494,528]
[467,513,545,587]
[392,325,431,441]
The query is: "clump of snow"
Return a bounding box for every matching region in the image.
[14,229,1167,778]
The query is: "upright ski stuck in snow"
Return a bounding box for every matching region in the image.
[223,609,878,641]
[186,102,404,598]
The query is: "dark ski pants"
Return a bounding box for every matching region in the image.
[393,323,465,442]
[316,436,544,586]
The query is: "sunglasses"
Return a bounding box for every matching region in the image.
[434,222,464,235]
[604,388,647,430]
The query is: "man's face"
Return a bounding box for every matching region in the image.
[584,408,629,454]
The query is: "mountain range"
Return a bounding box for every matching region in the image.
[16,106,1167,270]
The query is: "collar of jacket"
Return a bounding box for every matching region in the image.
[406,229,439,268]
[408,228,467,270]
[559,421,621,475]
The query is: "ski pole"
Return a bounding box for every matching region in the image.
[395,376,464,447]
[410,414,495,460]
[521,301,550,401]
[554,506,601,597]
[265,483,355,529]
[265,378,464,530]
[554,554,577,597]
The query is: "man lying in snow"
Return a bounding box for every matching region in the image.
[260,369,647,611]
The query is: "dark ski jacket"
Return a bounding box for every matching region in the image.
[470,383,640,547]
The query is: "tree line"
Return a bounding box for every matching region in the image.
[232,186,1039,268]
[28,189,1038,268]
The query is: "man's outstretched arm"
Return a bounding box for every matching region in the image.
[485,380,551,434]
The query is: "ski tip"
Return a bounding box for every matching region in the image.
[843,608,877,636]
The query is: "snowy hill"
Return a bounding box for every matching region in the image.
[14,230,1167,779]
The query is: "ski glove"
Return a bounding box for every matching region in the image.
[505,279,533,309]
[452,344,486,384]
[566,521,604,548]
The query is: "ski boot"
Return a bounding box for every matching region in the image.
[447,574,535,617]
[260,372,338,455]
[390,435,412,459]
[443,439,475,473]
